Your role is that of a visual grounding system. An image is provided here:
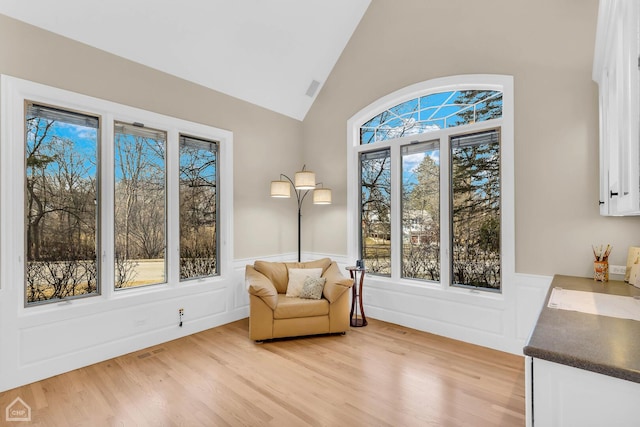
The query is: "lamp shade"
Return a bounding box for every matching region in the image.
[294,170,316,190]
[270,180,291,198]
[313,188,332,204]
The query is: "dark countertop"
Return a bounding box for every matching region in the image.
[523,274,640,383]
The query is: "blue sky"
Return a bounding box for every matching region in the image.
[361,90,502,145]
[28,118,217,187]
[402,147,439,189]
[27,120,98,178]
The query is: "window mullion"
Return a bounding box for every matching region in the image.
[101,114,116,297]
[439,134,451,290]
[166,131,180,285]
[390,143,402,281]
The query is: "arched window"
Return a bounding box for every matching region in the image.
[347,75,514,293]
[360,90,503,144]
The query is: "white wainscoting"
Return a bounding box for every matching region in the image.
[307,252,552,355]
[361,272,551,355]
[0,261,254,393]
[0,252,550,392]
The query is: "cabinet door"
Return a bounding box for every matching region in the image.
[600,0,640,215]
[599,1,640,215]
[612,0,640,214]
[532,358,640,426]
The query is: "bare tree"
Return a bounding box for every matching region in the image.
[179,143,217,279]
[114,253,138,289]
[360,151,391,275]
[25,115,98,302]
[450,134,501,289]
[26,117,56,261]
[115,134,150,260]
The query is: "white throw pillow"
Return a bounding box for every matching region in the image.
[286,268,323,297]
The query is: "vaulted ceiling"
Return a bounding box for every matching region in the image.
[0,0,371,120]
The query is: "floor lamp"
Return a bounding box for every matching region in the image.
[270,165,332,262]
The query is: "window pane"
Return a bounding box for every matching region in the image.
[451,130,501,290]
[449,90,503,125]
[25,103,99,304]
[114,122,166,289]
[389,98,418,116]
[402,141,440,281]
[179,135,218,280]
[360,149,391,276]
[360,90,502,144]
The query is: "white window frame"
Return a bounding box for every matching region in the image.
[1,75,233,310]
[346,74,514,298]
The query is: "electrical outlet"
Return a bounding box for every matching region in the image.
[609,265,626,275]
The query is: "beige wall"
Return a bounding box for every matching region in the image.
[303,0,640,277]
[5,1,640,276]
[0,14,303,260]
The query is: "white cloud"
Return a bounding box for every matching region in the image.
[403,152,425,173]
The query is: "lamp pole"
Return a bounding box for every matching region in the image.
[279,173,309,262]
[271,165,330,262]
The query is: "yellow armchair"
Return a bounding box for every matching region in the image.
[246,258,354,341]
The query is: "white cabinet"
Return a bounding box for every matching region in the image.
[529,357,640,427]
[593,0,640,215]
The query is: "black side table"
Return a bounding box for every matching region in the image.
[346,266,367,327]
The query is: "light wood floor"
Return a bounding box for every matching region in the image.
[0,318,525,426]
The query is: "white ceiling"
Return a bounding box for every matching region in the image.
[0,0,371,120]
